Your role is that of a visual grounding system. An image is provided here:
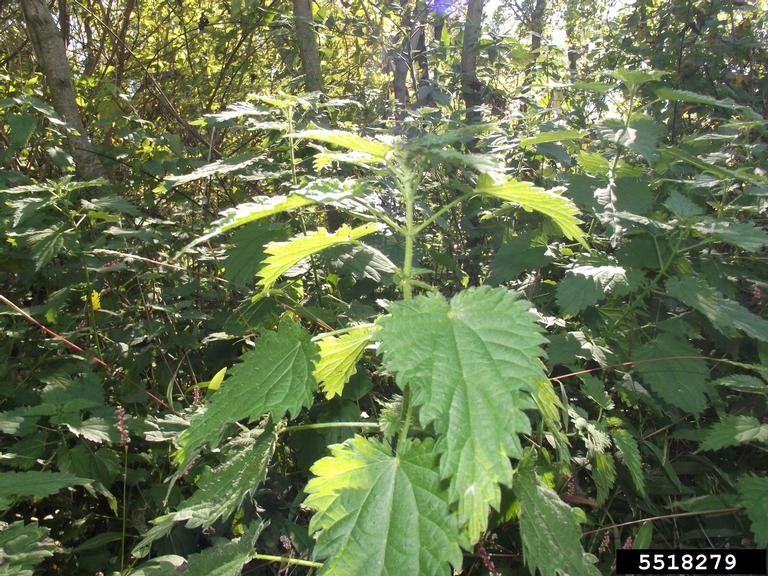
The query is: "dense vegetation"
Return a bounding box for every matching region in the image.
[1,0,767,573]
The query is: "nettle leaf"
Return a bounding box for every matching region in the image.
[514,467,601,576]
[488,234,552,285]
[693,219,768,253]
[155,153,261,192]
[556,260,629,315]
[713,374,768,395]
[257,223,378,291]
[596,116,665,162]
[667,276,768,342]
[633,334,711,414]
[377,287,547,540]
[520,129,586,147]
[222,223,290,287]
[133,523,264,576]
[612,428,646,497]
[294,129,393,159]
[655,88,763,120]
[611,68,668,88]
[0,471,89,510]
[0,521,57,576]
[314,327,374,399]
[476,175,585,245]
[592,450,616,503]
[304,436,463,576]
[134,423,277,557]
[738,475,768,547]
[195,101,271,125]
[184,195,313,250]
[699,416,768,451]
[176,321,317,466]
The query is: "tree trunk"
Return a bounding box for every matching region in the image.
[461,0,484,122]
[292,0,323,92]
[411,1,431,106]
[20,0,106,179]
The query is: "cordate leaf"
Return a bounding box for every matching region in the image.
[377,286,547,541]
[305,436,463,576]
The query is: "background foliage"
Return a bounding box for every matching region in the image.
[1,0,767,573]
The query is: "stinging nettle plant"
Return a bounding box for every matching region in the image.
[132,112,603,575]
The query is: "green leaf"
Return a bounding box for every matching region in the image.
[577,151,610,175]
[183,195,312,250]
[313,327,373,399]
[633,334,711,414]
[222,223,290,287]
[655,88,762,120]
[592,450,616,503]
[611,69,668,88]
[0,521,57,576]
[377,286,547,540]
[194,101,271,125]
[488,234,552,284]
[257,223,378,291]
[520,130,586,147]
[667,276,768,342]
[713,374,768,395]
[514,467,601,576]
[596,116,665,162]
[693,219,768,253]
[0,471,89,510]
[22,224,72,270]
[294,129,393,158]
[663,147,759,184]
[476,175,586,245]
[133,523,264,576]
[612,428,646,497]
[304,436,463,576]
[6,114,37,154]
[699,415,768,451]
[135,424,277,557]
[738,475,768,547]
[556,261,628,315]
[155,153,261,192]
[176,321,317,466]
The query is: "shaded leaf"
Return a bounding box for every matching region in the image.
[633,334,711,414]
[176,321,317,466]
[699,416,768,451]
[738,475,768,547]
[514,466,601,576]
[667,276,768,342]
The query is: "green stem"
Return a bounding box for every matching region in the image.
[282,421,380,433]
[397,169,418,450]
[413,191,474,235]
[250,553,323,568]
